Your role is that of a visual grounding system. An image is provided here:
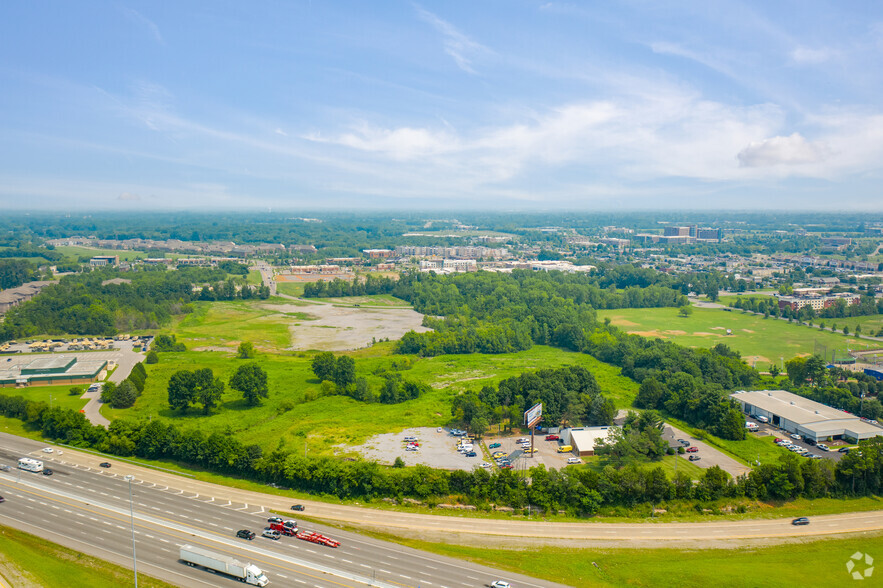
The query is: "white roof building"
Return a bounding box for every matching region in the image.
[730,390,883,442]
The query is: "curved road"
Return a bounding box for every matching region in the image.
[9,433,882,549]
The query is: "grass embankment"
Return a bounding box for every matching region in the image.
[372,530,883,588]
[582,454,706,480]
[0,525,174,588]
[598,306,876,365]
[315,294,413,308]
[246,269,263,285]
[167,299,293,351]
[668,418,793,467]
[95,343,638,453]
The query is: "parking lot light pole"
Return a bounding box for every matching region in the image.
[124,474,138,587]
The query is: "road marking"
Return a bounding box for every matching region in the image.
[379,569,391,574]
[400,575,411,580]
[165,510,175,515]
[360,564,370,568]
[341,559,352,563]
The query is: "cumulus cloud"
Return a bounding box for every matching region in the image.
[118,192,141,201]
[737,133,826,167]
[415,6,488,74]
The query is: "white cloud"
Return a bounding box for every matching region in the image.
[274,128,288,136]
[737,133,826,167]
[790,46,836,64]
[415,6,488,74]
[118,192,141,201]
[121,8,164,46]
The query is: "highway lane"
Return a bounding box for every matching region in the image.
[0,435,563,588]
[10,431,881,547]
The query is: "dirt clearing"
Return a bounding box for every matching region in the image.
[269,301,431,351]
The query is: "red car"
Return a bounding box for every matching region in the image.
[545,435,559,441]
[686,447,699,453]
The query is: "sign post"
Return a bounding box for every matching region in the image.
[524,403,542,458]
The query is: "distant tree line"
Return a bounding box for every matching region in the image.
[302,274,398,298]
[0,266,231,342]
[2,392,883,513]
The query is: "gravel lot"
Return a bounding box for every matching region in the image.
[348,427,479,470]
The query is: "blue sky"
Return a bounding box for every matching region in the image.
[2,1,883,211]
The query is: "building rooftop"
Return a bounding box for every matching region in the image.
[730,390,847,424]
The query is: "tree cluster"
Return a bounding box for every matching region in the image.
[152,334,186,352]
[100,362,148,409]
[168,368,225,414]
[302,274,397,298]
[595,411,668,463]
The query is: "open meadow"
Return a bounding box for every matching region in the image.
[598,306,877,366]
[98,343,639,454]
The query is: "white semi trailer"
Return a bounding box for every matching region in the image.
[179,545,269,586]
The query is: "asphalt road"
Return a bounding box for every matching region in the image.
[0,434,563,588]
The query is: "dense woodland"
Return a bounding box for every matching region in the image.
[0,266,239,341]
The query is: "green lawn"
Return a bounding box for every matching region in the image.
[0,525,175,587]
[380,530,883,588]
[0,384,90,413]
[583,454,706,480]
[98,344,639,454]
[246,269,263,285]
[53,245,150,262]
[598,306,876,366]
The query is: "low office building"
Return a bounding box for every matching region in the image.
[730,390,883,443]
[560,426,617,456]
[0,355,108,388]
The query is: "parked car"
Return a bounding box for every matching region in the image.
[480,462,492,468]
[817,444,829,451]
[500,464,514,469]
[688,455,701,461]
[492,452,506,459]
[236,529,255,540]
[545,434,560,441]
[791,517,810,526]
[489,443,501,449]
[262,528,281,540]
[99,462,112,468]
[566,457,581,464]
[686,447,699,453]
[523,447,538,454]
[790,434,802,441]
[804,438,816,446]
[291,504,305,511]
[465,451,477,457]
[839,447,851,453]
[678,439,691,447]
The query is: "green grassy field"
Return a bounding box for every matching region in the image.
[53,245,150,262]
[167,300,293,351]
[274,281,306,297]
[379,530,883,588]
[95,344,639,453]
[0,384,90,413]
[583,454,707,480]
[598,306,876,365]
[316,294,412,307]
[0,525,174,588]
[246,269,263,285]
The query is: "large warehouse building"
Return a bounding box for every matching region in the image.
[730,390,883,443]
[0,355,108,388]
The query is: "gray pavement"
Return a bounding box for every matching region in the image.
[663,424,752,478]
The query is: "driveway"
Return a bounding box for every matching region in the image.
[664,424,752,478]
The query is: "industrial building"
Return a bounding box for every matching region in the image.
[730,390,883,443]
[0,355,108,388]
[560,426,617,456]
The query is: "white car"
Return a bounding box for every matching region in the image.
[41,448,54,454]
[491,582,511,588]
[817,444,829,451]
[790,434,802,441]
[480,462,492,468]
[566,457,581,464]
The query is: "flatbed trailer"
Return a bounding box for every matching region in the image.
[295,531,340,547]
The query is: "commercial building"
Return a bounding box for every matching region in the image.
[0,355,108,388]
[777,292,861,312]
[560,426,617,456]
[89,255,119,267]
[730,390,883,443]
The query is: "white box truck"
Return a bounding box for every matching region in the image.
[180,545,268,586]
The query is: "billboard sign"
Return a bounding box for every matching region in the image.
[524,403,542,428]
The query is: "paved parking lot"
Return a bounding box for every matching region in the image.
[347,427,481,470]
[663,424,752,478]
[748,418,846,463]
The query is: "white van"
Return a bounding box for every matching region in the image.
[756,416,769,423]
[458,444,473,453]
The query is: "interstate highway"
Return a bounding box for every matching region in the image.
[0,434,565,588]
